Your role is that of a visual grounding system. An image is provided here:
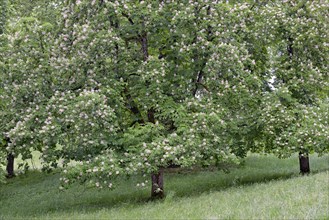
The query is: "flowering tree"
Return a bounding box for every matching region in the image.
[0,0,61,176]
[0,0,6,176]
[52,0,250,197]
[4,0,264,197]
[253,1,329,173]
[0,0,13,178]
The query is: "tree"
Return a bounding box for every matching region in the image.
[0,0,61,176]
[253,0,329,174]
[0,0,13,178]
[7,0,263,197]
[50,0,279,197]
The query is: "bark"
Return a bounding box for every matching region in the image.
[139,13,164,199]
[299,152,310,175]
[147,83,163,199]
[192,5,212,97]
[124,87,145,126]
[151,169,164,199]
[193,69,204,97]
[287,36,294,58]
[6,153,15,178]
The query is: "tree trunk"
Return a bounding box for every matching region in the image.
[151,169,164,199]
[299,152,310,175]
[6,153,15,178]
[139,10,164,200]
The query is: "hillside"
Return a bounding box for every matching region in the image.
[0,154,328,219]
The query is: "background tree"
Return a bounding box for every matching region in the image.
[0,0,13,178]
[253,0,329,174]
[0,0,61,176]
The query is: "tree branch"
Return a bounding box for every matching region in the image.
[121,12,134,25]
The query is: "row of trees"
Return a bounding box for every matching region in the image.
[1,0,328,198]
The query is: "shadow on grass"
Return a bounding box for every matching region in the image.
[0,154,328,218]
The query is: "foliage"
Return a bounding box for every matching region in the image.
[0,0,60,166]
[253,1,329,157]
[0,149,5,183]
[0,0,328,190]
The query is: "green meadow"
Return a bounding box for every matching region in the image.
[1,153,328,219]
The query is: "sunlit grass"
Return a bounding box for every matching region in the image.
[0,153,328,219]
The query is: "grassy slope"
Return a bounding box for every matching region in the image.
[0,154,328,219]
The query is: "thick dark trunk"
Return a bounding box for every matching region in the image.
[299,152,310,175]
[151,169,164,199]
[139,12,164,199]
[6,153,15,178]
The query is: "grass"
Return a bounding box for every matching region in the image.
[0,153,328,219]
